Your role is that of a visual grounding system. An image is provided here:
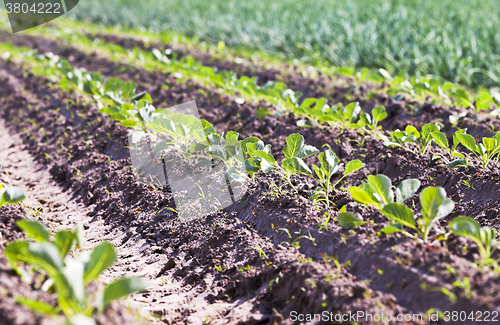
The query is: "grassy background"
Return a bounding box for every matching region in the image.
[70,0,500,89]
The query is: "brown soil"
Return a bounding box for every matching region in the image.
[0,32,500,325]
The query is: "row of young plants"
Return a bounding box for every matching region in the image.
[382,123,500,169]
[3,43,497,275]
[15,46,368,209]
[48,17,500,117]
[5,38,495,176]
[341,174,499,270]
[4,24,303,114]
[7,19,500,133]
[267,96,500,171]
[1,162,146,324]
[81,69,500,272]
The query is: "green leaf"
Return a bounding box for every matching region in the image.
[313,165,326,181]
[55,231,75,257]
[483,137,495,152]
[380,203,416,229]
[297,145,319,159]
[480,227,496,250]
[343,102,361,122]
[0,186,25,207]
[83,242,116,284]
[448,158,466,168]
[405,125,420,139]
[256,107,272,119]
[16,220,50,242]
[282,158,313,177]
[420,187,454,229]
[73,225,84,249]
[449,217,481,243]
[343,160,364,177]
[7,242,65,277]
[348,186,380,207]
[208,145,226,160]
[252,150,278,167]
[421,123,439,139]
[15,297,58,315]
[431,132,448,150]
[147,118,176,134]
[338,212,367,229]
[30,242,64,271]
[102,277,146,307]
[367,174,393,205]
[381,225,403,235]
[190,143,208,153]
[225,131,239,146]
[196,159,215,168]
[457,133,477,153]
[337,66,354,77]
[319,150,341,177]
[121,82,138,100]
[119,120,137,128]
[357,113,370,127]
[372,106,387,124]
[395,179,421,203]
[283,133,304,159]
[62,259,86,310]
[241,137,260,155]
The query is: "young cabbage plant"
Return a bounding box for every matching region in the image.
[326,102,362,131]
[336,66,380,88]
[348,174,421,210]
[148,110,215,158]
[356,106,388,137]
[202,131,252,184]
[236,137,266,182]
[383,123,439,155]
[338,211,367,230]
[0,163,26,208]
[311,102,361,131]
[248,133,319,193]
[430,129,467,167]
[310,150,364,207]
[456,132,500,169]
[292,97,330,128]
[449,216,498,267]
[4,220,146,325]
[380,187,454,243]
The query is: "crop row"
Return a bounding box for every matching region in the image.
[3,35,500,174]
[67,0,500,90]
[4,18,500,125]
[3,44,498,273]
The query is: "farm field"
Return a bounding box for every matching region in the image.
[0,4,499,325]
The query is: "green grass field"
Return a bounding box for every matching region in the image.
[70,0,500,89]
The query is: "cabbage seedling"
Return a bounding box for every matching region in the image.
[383,123,439,155]
[326,102,362,131]
[310,150,364,207]
[356,106,387,137]
[380,187,454,243]
[0,164,25,208]
[5,220,146,325]
[456,132,500,169]
[348,174,421,210]
[249,133,319,193]
[430,129,467,166]
[449,216,498,267]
